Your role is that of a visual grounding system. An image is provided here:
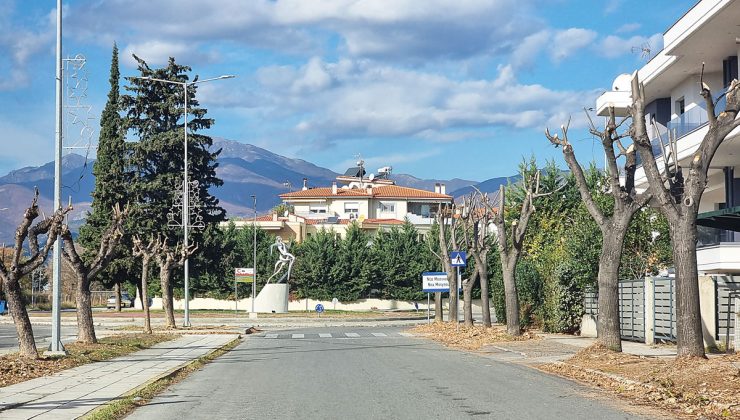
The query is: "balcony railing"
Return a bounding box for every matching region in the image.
[697,225,740,248]
[637,95,727,166]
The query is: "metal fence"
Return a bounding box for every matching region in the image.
[619,280,645,341]
[653,277,676,341]
[584,289,598,316]
[715,278,740,344]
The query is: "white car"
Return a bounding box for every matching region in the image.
[107,292,135,309]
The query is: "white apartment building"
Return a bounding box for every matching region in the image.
[226,165,454,242]
[596,0,740,273]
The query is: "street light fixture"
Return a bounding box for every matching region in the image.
[134,73,235,327]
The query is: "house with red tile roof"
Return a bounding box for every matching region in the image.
[224,164,454,242]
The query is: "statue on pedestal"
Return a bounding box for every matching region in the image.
[266,236,295,284]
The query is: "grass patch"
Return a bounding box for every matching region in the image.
[82,337,241,420]
[0,334,176,388]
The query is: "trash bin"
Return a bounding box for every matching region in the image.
[0,300,6,315]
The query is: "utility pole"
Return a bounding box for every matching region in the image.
[250,195,257,319]
[48,0,66,356]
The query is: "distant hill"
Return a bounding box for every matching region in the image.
[0,138,508,242]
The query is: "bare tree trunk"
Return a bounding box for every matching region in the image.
[596,229,626,351]
[434,292,443,322]
[5,278,37,357]
[478,261,492,327]
[114,282,121,312]
[463,271,478,327]
[159,264,176,329]
[670,217,705,357]
[502,257,520,335]
[75,273,97,344]
[141,259,152,334]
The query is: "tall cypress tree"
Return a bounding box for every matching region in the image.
[78,43,130,292]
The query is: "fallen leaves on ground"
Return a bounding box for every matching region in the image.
[410,323,538,350]
[0,333,176,388]
[540,345,740,419]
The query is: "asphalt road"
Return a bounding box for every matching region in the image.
[128,326,644,419]
[0,322,77,354]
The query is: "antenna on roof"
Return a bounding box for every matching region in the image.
[355,154,365,188]
[631,42,652,60]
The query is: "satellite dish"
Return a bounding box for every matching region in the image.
[368,173,375,181]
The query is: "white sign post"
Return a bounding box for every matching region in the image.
[422,272,450,323]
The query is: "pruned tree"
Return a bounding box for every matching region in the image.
[133,235,158,334]
[428,202,460,323]
[154,241,198,329]
[460,188,496,327]
[0,192,71,358]
[545,113,652,352]
[630,70,740,357]
[494,160,556,336]
[61,204,127,344]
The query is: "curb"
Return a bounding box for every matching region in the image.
[80,335,242,419]
[541,360,651,389]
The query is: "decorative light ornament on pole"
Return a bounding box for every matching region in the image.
[135,74,235,327]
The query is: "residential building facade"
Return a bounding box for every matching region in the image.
[224,166,454,242]
[596,0,740,274]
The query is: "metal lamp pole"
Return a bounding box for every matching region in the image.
[251,195,257,316]
[48,0,65,355]
[136,74,234,327]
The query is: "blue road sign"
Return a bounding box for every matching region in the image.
[315,303,325,313]
[450,251,467,267]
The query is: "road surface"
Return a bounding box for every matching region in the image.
[128,326,646,419]
[0,323,77,354]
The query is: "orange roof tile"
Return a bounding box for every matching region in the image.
[363,218,405,225]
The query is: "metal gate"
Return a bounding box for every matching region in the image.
[653,277,676,341]
[619,280,645,341]
[715,277,740,344]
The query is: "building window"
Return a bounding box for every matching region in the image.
[675,97,685,116]
[309,205,328,214]
[344,202,359,218]
[378,202,395,213]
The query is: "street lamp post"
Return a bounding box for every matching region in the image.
[250,195,257,318]
[136,74,234,327]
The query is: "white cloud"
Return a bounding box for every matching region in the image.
[598,33,663,59]
[69,0,538,63]
[616,23,641,34]
[250,59,598,145]
[551,28,598,63]
[0,4,55,91]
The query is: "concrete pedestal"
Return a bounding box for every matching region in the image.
[254,284,289,313]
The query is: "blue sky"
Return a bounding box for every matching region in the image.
[0,0,696,181]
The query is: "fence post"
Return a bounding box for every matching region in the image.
[644,277,655,345]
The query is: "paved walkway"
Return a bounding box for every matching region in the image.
[0,334,239,420]
[481,333,677,364]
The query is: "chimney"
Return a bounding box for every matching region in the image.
[272,213,278,221]
[440,184,446,195]
[302,178,308,191]
[366,185,373,195]
[332,182,337,195]
[434,183,440,194]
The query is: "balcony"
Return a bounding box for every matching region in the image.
[637,95,726,166]
[697,224,740,273]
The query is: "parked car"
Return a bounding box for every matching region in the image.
[107,292,135,309]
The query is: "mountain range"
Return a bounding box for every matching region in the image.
[0,137,515,243]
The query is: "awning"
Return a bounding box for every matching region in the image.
[697,205,740,232]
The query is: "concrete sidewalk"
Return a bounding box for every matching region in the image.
[481,333,676,364]
[0,334,239,420]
